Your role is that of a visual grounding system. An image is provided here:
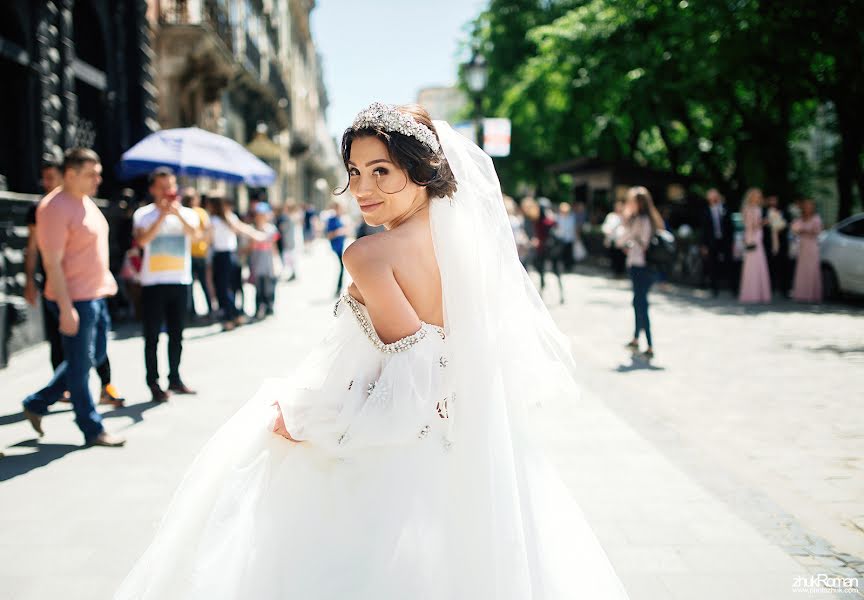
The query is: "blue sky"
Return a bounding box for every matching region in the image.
[311,0,489,138]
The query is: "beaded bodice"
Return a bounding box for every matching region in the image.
[334,293,446,354]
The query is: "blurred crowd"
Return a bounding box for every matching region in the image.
[19,148,346,446]
[503,188,825,306]
[504,186,826,361]
[118,180,308,332]
[16,146,829,445]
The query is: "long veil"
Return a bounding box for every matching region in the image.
[432,121,629,598]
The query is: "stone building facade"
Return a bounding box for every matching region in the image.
[0,0,338,202]
[0,0,339,365]
[150,0,340,208]
[0,1,157,364]
[0,0,157,196]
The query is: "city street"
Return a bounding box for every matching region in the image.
[1,242,862,600]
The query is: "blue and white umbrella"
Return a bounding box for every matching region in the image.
[120,127,277,186]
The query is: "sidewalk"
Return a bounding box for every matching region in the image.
[0,242,859,599]
[539,377,854,599]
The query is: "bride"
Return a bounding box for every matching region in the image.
[115,103,630,599]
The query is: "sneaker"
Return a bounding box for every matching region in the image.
[642,348,655,360]
[149,383,170,403]
[99,384,126,407]
[222,321,236,332]
[234,314,248,326]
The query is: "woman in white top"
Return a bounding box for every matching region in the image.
[207,195,265,331]
[602,199,626,275]
[616,186,665,359]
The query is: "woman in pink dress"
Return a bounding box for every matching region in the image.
[739,188,772,303]
[791,199,823,303]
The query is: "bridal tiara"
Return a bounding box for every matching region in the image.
[351,102,442,155]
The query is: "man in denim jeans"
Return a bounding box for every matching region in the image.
[22,148,126,447]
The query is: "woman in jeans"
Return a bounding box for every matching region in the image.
[616,186,665,359]
[207,195,266,331]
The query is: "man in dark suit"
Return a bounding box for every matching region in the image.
[700,188,734,296]
[763,195,791,296]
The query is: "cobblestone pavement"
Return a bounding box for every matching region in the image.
[541,265,864,592]
[0,243,861,599]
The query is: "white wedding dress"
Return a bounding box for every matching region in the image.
[115,121,630,600]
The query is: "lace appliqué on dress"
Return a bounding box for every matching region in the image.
[365,380,391,409]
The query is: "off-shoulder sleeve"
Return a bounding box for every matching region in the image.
[277,325,447,454]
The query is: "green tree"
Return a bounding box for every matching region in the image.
[465,0,863,217]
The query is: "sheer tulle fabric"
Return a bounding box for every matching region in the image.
[428,121,628,598]
[115,304,455,599]
[114,122,629,600]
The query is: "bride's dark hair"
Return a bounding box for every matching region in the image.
[337,104,458,198]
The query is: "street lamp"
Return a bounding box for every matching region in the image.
[464,53,488,95]
[463,53,488,148]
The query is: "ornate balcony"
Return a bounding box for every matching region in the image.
[158,0,233,54]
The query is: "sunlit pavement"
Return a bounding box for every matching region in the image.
[0,243,861,599]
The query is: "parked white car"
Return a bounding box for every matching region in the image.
[819,213,864,298]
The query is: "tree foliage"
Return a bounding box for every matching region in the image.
[466,0,864,218]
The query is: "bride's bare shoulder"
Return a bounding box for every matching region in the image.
[343,230,390,271]
[342,231,421,342]
[343,226,418,267]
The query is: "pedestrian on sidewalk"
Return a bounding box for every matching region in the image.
[554,202,577,271]
[522,196,565,303]
[23,160,63,366]
[230,199,249,316]
[23,159,126,406]
[207,194,268,331]
[616,186,664,359]
[790,199,823,303]
[182,188,214,321]
[119,240,143,320]
[325,201,348,298]
[249,202,280,319]
[303,203,318,249]
[132,168,200,402]
[504,195,531,266]
[554,202,587,271]
[22,148,125,447]
[738,188,772,304]
[572,201,588,264]
[699,188,734,297]
[277,201,302,280]
[602,200,627,276]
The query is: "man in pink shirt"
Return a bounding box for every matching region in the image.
[22,148,126,447]
[22,160,125,407]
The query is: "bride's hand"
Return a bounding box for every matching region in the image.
[271,402,302,443]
